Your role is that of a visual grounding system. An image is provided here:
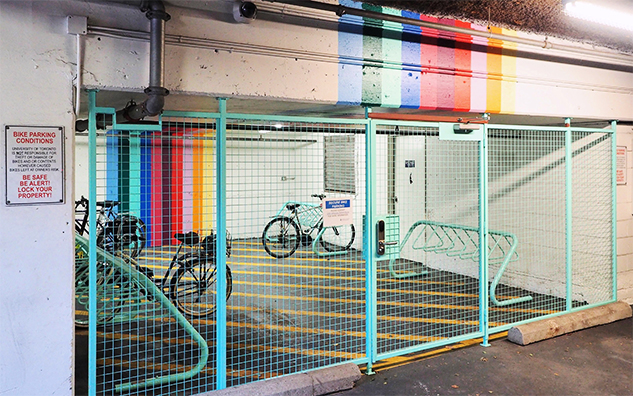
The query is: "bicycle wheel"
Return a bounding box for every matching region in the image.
[262,217,300,258]
[116,216,147,258]
[96,222,117,254]
[319,224,356,252]
[170,257,233,317]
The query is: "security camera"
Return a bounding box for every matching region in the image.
[233,1,257,23]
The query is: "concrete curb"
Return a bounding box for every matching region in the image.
[204,363,362,396]
[508,300,633,346]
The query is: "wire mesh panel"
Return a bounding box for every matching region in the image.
[80,118,223,395]
[374,124,482,357]
[224,118,367,387]
[487,128,568,327]
[571,131,613,305]
[80,103,616,395]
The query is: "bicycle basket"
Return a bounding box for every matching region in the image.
[297,205,322,228]
[201,231,232,258]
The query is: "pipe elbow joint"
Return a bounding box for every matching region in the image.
[142,1,171,21]
[143,86,169,116]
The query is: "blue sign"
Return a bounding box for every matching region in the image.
[325,199,351,209]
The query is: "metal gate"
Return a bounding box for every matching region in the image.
[78,92,617,395]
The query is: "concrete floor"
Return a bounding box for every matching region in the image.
[74,237,631,395]
[332,314,633,396]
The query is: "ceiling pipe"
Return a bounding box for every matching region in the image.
[76,0,170,132]
[266,0,633,65]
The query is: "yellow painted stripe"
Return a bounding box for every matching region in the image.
[486,26,503,113]
[142,315,441,343]
[235,279,520,302]
[234,291,559,315]
[97,330,363,360]
[192,132,203,231]
[131,258,464,287]
[500,28,517,114]
[202,131,214,231]
[228,305,506,327]
[99,357,278,380]
[367,331,509,372]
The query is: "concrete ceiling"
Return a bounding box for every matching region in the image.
[81,0,631,126]
[367,0,633,53]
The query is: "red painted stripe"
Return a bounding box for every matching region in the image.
[454,20,472,112]
[436,18,456,110]
[419,15,439,110]
[171,137,183,242]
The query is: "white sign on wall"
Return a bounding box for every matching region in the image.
[616,146,627,185]
[5,126,65,205]
[322,197,353,227]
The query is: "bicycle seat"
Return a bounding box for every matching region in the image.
[97,200,120,208]
[175,231,199,246]
[286,203,301,211]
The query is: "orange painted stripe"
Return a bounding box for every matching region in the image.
[192,130,204,232]
[486,26,503,113]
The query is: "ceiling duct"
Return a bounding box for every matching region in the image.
[76,0,170,132]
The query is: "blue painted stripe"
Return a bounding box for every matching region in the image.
[140,137,152,245]
[106,133,119,204]
[400,10,421,108]
[338,0,364,105]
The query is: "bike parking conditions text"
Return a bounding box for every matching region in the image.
[5,126,64,205]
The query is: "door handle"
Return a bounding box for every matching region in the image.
[377,220,385,256]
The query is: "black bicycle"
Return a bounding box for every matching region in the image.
[74,196,147,258]
[74,230,233,327]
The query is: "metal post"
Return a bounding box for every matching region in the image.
[87,89,98,396]
[216,98,228,389]
[479,123,490,347]
[365,108,377,374]
[611,120,618,301]
[565,118,573,311]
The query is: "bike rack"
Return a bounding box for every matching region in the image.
[74,233,209,392]
[388,220,532,307]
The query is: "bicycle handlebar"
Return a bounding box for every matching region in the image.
[311,194,326,200]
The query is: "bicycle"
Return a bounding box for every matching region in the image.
[74,230,233,327]
[262,194,356,258]
[74,195,147,258]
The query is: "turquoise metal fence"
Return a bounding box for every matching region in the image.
[80,93,617,395]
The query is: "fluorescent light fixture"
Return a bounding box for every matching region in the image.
[564,1,633,32]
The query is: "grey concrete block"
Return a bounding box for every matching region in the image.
[508,301,632,345]
[204,363,361,396]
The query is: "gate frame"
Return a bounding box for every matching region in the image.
[84,91,618,395]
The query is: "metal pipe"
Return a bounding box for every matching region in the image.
[268,0,633,65]
[76,1,169,131]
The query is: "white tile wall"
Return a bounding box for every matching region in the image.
[617,125,633,303]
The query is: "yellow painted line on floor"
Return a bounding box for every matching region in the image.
[95,330,364,361]
[99,357,278,380]
[235,279,520,302]
[234,291,558,315]
[231,269,463,287]
[135,256,465,287]
[228,305,506,327]
[143,314,440,343]
[233,252,364,264]
[366,331,509,372]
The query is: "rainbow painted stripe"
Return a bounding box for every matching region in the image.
[103,129,215,247]
[337,1,517,113]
